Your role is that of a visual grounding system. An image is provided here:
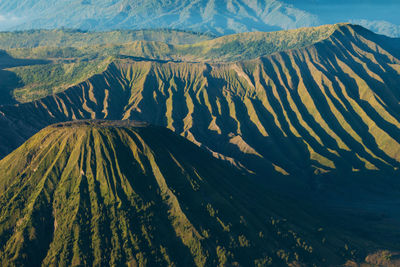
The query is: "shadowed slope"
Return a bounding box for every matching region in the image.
[1,24,400,176]
[0,50,49,104]
[0,120,371,266]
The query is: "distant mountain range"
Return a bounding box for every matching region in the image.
[0,0,399,37]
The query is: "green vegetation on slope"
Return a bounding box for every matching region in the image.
[10,58,112,102]
[0,28,215,48]
[0,50,50,104]
[0,120,386,266]
[5,24,341,63]
[176,23,340,62]
[0,24,344,103]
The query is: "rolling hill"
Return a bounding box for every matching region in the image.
[2,23,341,63]
[1,24,400,178]
[0,29,215,49]
[0,120,377,266]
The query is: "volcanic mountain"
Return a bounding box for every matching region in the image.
[1,24,400,266]
[1,23,400,178]
[0,120,376,266]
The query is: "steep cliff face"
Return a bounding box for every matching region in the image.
[0,120,365,266]
[1,24,400,177]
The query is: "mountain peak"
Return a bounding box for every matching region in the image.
[0,119,366,266]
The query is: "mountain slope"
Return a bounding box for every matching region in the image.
[1,24,400,177]
[3,24,340,63]
[0,0,399,37]
[0,29,215,49]
[0,24,340,103]
[0,0,317,34]
[0,120,370,266]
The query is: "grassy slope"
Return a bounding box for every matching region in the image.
[0,24,342,103]
[6,23,340,62]
[0,28,212,103]
[0,121,389,266]
[0,50,50,104]
[174,23,339,62]
[0,29,215,48]
[10,58,112,102]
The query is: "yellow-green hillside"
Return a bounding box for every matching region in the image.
[0,24,346,103]
[6,23,341,63]
[0,28,215,49]
[0,120,372,266]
